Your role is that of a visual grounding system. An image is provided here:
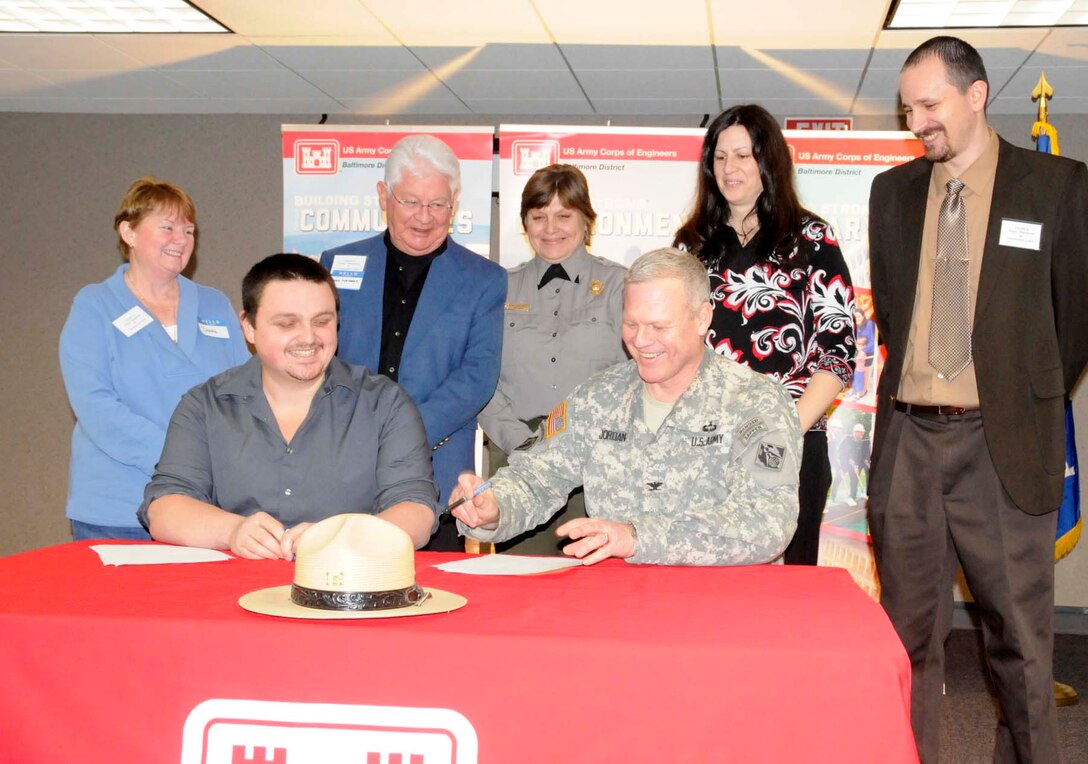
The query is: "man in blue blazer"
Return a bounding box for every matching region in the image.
[321,135,506,550]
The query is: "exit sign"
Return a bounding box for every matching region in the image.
[784,118,853,130]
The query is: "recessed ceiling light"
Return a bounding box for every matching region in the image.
[886,0,1087,28]
[0,0,229,33]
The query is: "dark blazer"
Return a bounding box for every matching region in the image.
[869,136,1088,514]
[321,234,507,501]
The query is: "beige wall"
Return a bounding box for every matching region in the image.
[1,110,1085,610]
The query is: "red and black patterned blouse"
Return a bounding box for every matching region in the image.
[705,218,856,431]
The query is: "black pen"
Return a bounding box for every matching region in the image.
[444,481,492,514]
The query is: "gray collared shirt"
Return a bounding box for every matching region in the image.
[479,246,627,453]
[138,356,440,529]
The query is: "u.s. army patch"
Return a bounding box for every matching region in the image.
[755,441,786,471]
[546,401,568,439]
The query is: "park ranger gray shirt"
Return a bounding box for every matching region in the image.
[461,349,802,565]
[138,356,440,530]
[478,246,627,453]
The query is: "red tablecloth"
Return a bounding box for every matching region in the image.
[0,542,916,763]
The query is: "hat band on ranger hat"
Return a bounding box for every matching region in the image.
[290,582,431,612]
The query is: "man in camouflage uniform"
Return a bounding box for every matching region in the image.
[453,248,801,566]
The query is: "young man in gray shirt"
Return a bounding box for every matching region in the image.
[139,254,439,559]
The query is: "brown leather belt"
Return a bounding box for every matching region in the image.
[894,400,980,416]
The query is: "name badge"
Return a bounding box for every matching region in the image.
[198,318,231,339]
[330,255,367,290]
[112,305,154,337]
[999,219,1042,251]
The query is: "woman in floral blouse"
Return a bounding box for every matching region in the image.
[674,104,856,565]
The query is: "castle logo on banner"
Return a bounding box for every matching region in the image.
[295,140,340,175]
[181,698,478,764]
[512,139,559,175]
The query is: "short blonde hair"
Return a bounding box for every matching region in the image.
[625,247,711,312]
[113,176,196,260]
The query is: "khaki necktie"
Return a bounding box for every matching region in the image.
[928,178,971,380]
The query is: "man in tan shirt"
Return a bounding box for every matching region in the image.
[868,36,1088,763]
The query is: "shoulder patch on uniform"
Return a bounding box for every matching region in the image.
[737,416,767,446]
[545,401,568,439]
[504,302,530,311]
[755,441,786,471]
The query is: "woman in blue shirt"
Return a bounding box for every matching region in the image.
[59,177,250,540]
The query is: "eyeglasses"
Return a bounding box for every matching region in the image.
[389,190,453,215]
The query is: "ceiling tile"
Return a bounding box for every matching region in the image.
[856,67,902,99]
[1022,25,1088,67]
[364,0,550,45]
[338,95,471,115]
[540,0,711,45]
[36,70,198,98]
[562,44,714,70]
[295,69,438,99]
[0,96,344,114]
[709,0,888,48]
[718,68,863,100]
[463,97,594,115]
[253,41,418,70]
[0,34,142,70]
[851,98,903,117]
[716,46,872,70]
[591,97,722,114]
[443,68,583,99]
[413,44,567,71]
[195,0,388,36]
[755,98,862,118]
[94,34,283,70]
[577,69,718,99]
[0,69,54,96]
[164,69,325,99]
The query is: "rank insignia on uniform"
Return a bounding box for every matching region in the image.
[504,302,530,311]
[646,481,663,492]
[589,279,604,296]
[755,442,786,471]
[545,401,567,439]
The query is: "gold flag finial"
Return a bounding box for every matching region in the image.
[1031,72,1054,123]
[1031,72,1060,155]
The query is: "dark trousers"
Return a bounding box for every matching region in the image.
[783,431,831,566]
[869,409,1059,763]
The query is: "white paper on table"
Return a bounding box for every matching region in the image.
[90,544,231,566]
[433,554,582,575]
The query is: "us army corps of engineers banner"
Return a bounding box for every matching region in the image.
[498,124,922,598]
[281,125,494,258]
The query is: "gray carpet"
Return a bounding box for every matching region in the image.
[940,628,1088,763]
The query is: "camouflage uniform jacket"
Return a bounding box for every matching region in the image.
[461,349,802,565]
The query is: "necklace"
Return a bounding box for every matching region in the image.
[730,219,759,246]
[126,269,179,329]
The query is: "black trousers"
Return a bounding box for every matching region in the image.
[783,430,831,566]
